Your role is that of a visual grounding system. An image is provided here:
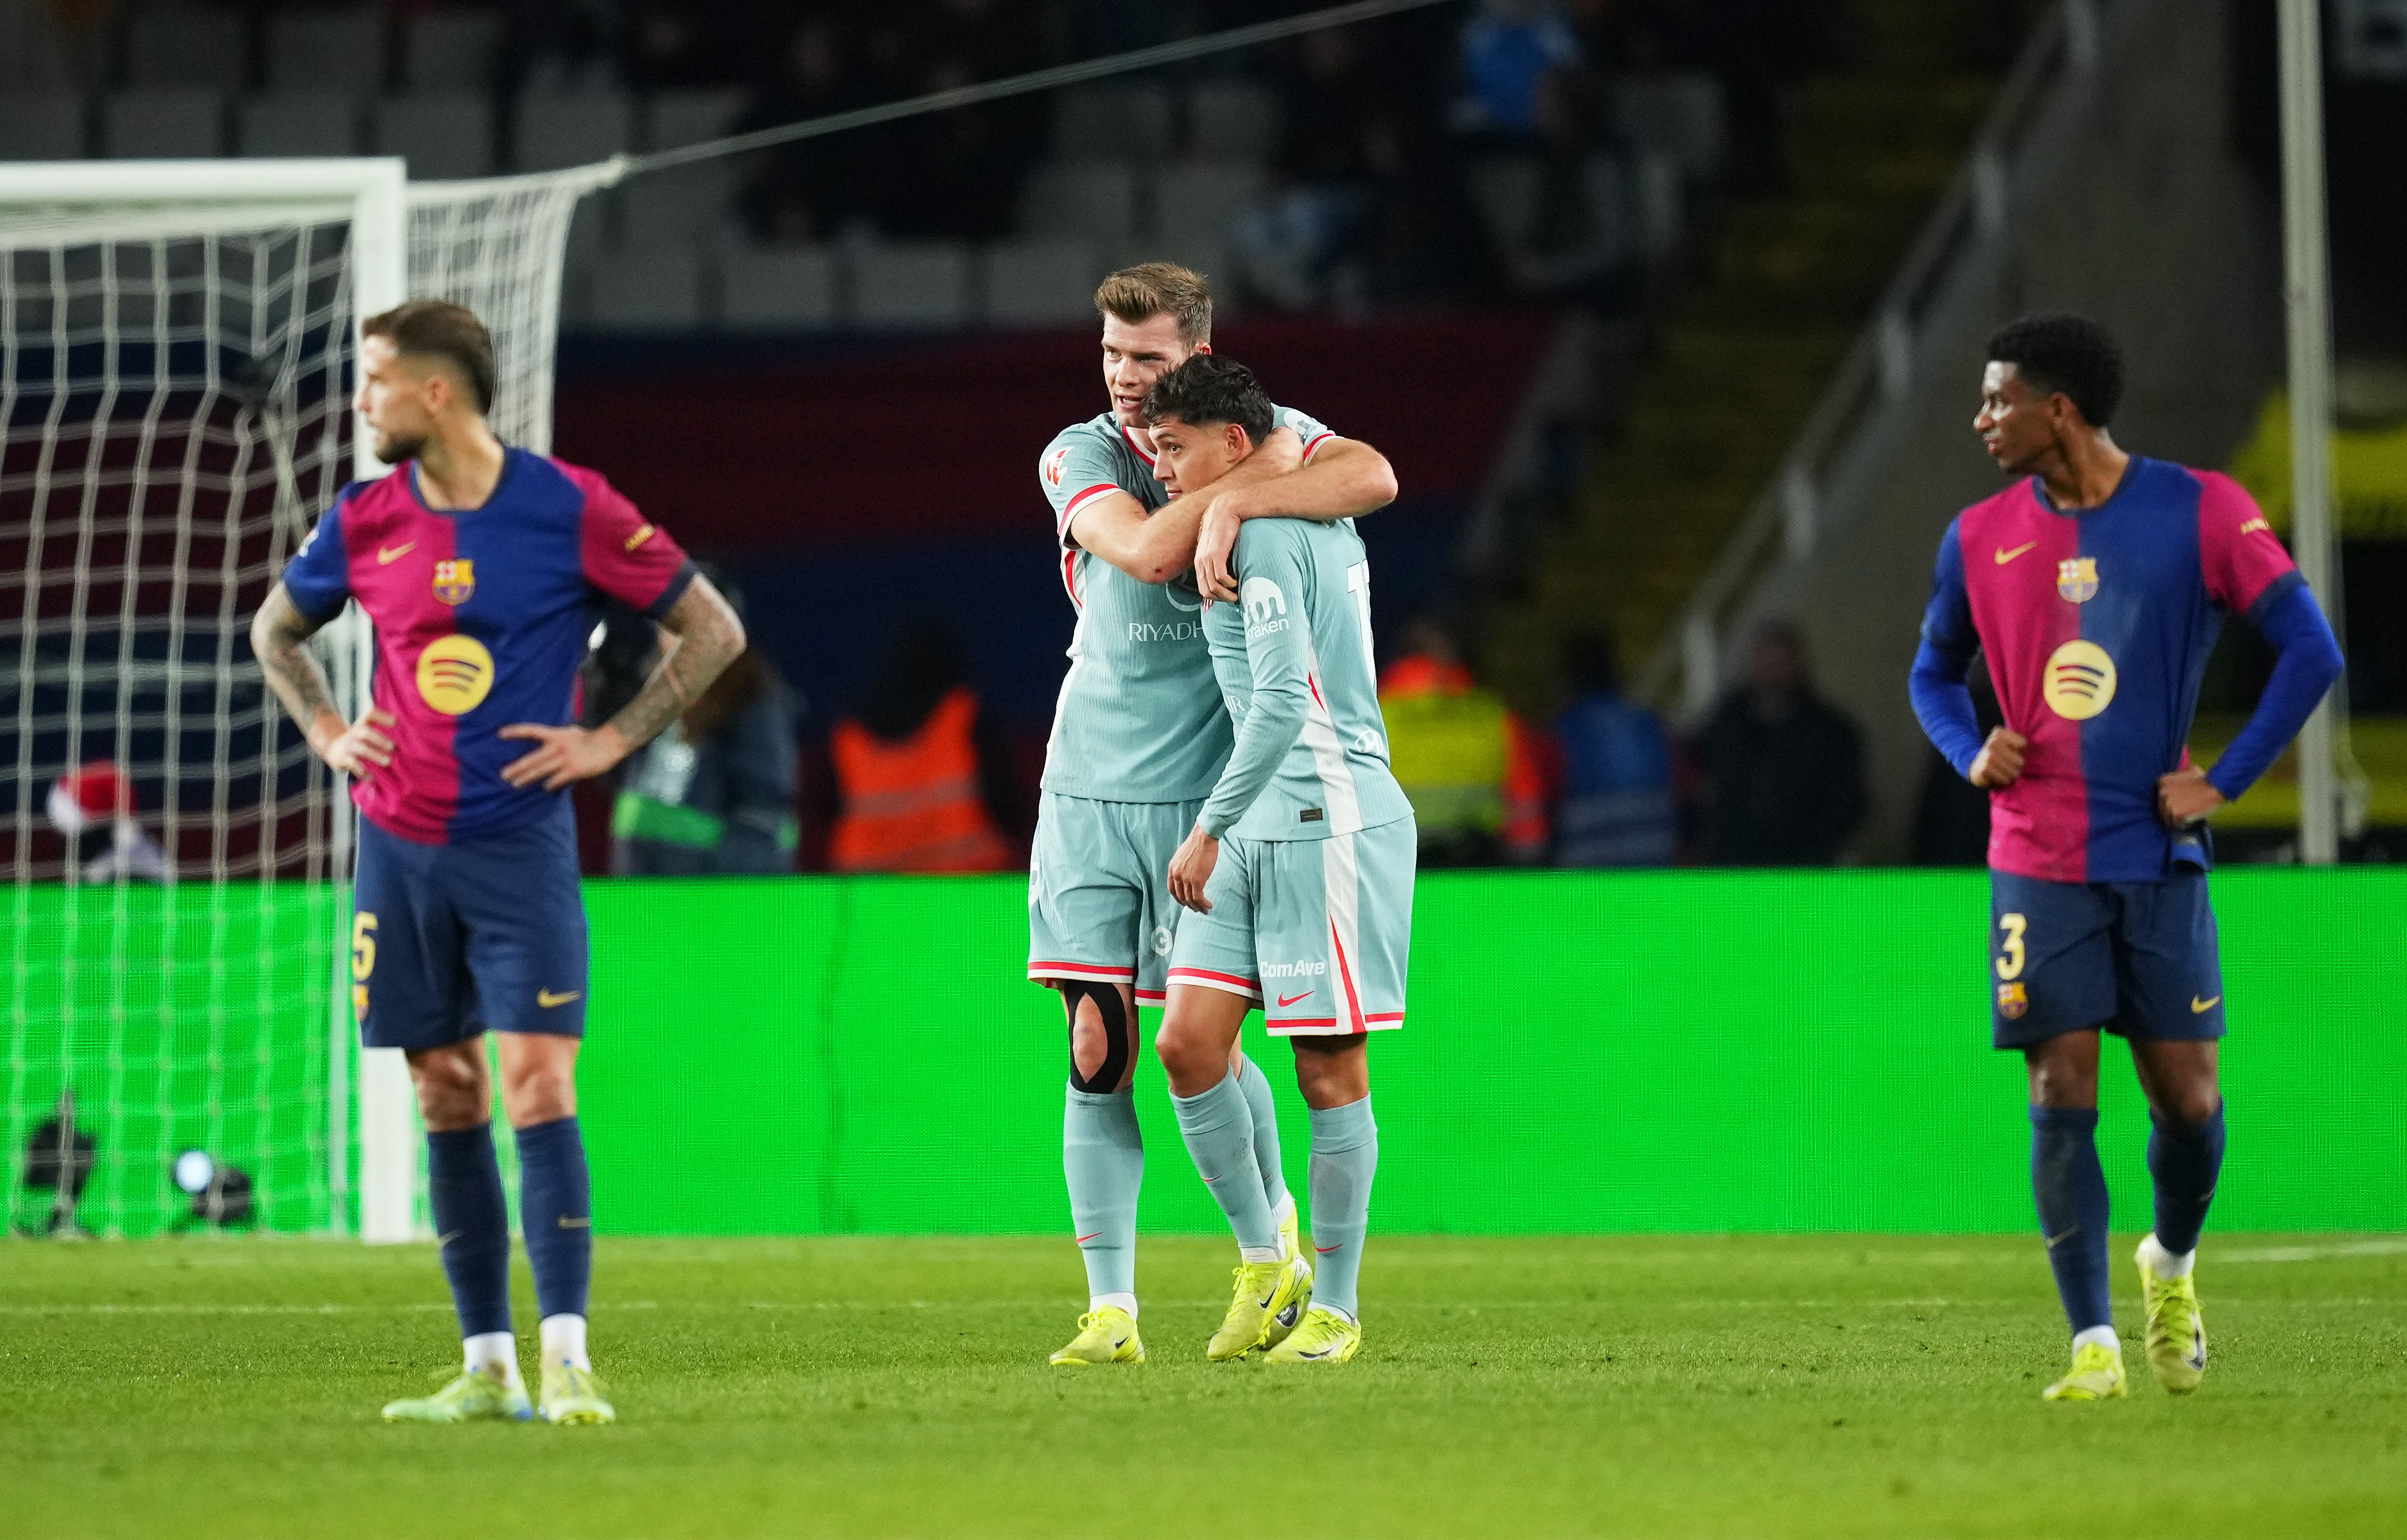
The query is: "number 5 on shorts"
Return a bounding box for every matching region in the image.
[1995,912,2026,981]
[351,911,377,1019]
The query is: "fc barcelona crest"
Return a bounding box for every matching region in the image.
[2056,557,2098,604]
[432,559,475,605]
[1996,981,2029,1020]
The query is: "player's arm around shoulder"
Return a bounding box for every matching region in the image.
[1193,428,1395,602]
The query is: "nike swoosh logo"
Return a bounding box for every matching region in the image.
[1315,1244,1343,1254]
[436,1229,462,1248]
[1277,991,1314,1007]
[1074,1232,1101,1244]
[2043,1227,2078,1249]
[537,989,582,1008]
[2191,995,2220,1014]
[557,1217,591,1230]
[377,541,417,565]
[1995,541,2038,565]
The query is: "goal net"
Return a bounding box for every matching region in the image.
[1,160,607,1240]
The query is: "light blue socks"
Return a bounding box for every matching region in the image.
[1172,1070,1280,1256]
[1064,1086,1144,1308]
[1307,1097,1378,1319]
[1233,1054,1292,1216]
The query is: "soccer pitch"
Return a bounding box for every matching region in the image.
[5,1235,2402,1537]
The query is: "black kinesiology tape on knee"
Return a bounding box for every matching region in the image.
[1062,980,1132,1094]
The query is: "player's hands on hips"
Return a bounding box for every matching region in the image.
[1169,824,1219,912]
[499,721,629,791]
[1193,490,1252,605]
[1968,727,2028,788]
[2157,765,2226,825]
[312,708,395,779]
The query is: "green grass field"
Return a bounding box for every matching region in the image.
[4,1234,2403,1537]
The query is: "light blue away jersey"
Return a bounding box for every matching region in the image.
[1198,515,1412,842]
[1037,406,1336,803]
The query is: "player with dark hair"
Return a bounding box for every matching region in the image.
[251,298,746,1423]
[1147,355,1415,1365]
[1909,312,2343,1401]
[1031,263,1397,1366]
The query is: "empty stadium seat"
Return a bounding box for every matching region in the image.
[981,241,1102,327]
[620,92,747,245]
[374,95,496,180]
[1614,74,1724,183]
[124,10,247,90]
[402,8,503,91]
[1152,162,1263,251]
[1052,85,1174,163]
[590,245,705,330]
[719,245,840,330]
[1018,162,1140,246]
[851,243,971,328]
[514,91,632,173]
[0,96,86,160]
[265,9,386,93]
[1186,82,1281,164]
[238,94,362,158]
[104,91,225,159]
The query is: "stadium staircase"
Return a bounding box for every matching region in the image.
[1483,0,2001,711]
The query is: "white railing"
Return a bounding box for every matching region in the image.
[1638,0,2148,717]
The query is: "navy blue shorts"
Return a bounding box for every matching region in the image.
[352,801,588,1051]
[1987,869,2226,1050]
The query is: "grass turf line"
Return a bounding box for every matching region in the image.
[2,1234,2402,1538]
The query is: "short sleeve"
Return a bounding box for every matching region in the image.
[1272,404,1338,463]
[1039,430,1131,551]
[280,490,354,622]
[569,463,693,619]
[2197,470,2300,620]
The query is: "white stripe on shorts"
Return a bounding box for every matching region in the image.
[1321,830,1367,1033]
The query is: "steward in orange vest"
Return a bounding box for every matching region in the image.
[829,684,1014,874]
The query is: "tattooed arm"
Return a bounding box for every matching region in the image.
[498,572,747,791]
[250,583,396,778]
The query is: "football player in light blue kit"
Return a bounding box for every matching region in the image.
[1033,265,1400,1365]
[1147,355,1416,1366]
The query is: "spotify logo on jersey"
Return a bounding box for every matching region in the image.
[2043,639,2116,720]
[416,633,495,715]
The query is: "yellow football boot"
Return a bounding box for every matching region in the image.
[1207,1257,1310,1362]
[1262,1206,1312,1351]
[2137,1236,2207,1394]
[382,1366,532,1423]
[2042,1339,2129,1402]
[1263,1306,1361,1364]
[538,1360,615,1425]
[1050,1306,1146,1366]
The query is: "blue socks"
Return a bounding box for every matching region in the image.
[2148,1103,2226,1256]
[426,1123,512,1339]
[514,1115,592,1324]
[1172,1070,1279,1256]
[1064,1086,1144,1306]
[1307,1097,1378,1319]
[1233,1055,1291,1215]
[2029,1105,2112,1333]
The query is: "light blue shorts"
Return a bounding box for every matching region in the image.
[1027,791,1203,1005]
[1166,818,1415,1036]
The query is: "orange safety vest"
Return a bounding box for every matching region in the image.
[829,687,1013,874]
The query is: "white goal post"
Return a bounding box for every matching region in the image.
[2,157,609,1243]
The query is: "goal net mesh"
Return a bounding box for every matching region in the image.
[1,170,595,1237]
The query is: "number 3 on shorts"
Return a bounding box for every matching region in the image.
[1995,912,2026,981]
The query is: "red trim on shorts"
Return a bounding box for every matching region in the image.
[1029,961,1136,982]
[1134,989,1166,1005]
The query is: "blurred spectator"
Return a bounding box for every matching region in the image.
[1693,620,1864,865]
[739,15,871,244]
[1452,0,1586,144]
[1550,628,1676,866]
[1620,0,1848,195]
[1380,614,1549,866]
[605,586,802,876]
[48,760,169,884]
[827,620,1015,874]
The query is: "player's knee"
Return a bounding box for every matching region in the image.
[406,1044,488,1130]
[2155,1083,2222,1130]
[1152,1018,1213,1087]
[1290,1037,1367,1110]
[1062,981,1132,1094]
[500,1060,577,1128]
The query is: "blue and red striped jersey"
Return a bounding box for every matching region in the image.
[279,448,693,844]
[1917,457,2299,883]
